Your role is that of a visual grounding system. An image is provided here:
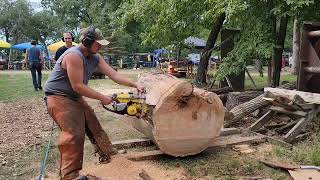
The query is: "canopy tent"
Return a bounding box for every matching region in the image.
[11,42,43,51]
[0,40,11,48]
[153,48,169,54]
[184,36,206,49]
[48,41,78,52]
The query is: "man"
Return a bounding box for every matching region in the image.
[44,26,145,180]
[25,40,44,91]
[54,32,75,61]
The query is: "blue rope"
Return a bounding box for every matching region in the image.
[38,121,55,180]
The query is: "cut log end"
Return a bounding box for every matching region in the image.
[135,73,225,156]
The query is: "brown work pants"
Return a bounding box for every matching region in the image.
[46,95,114,180]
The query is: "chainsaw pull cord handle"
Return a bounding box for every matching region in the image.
[101,95,117,111]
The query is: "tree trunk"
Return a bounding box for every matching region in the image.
[225,92,271,127]
[132,73,225,156]
[194,12,225,86]
[291,19,301,75]
[271,16,289,87]
[225,91,264,110]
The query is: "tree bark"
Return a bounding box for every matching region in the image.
[132,72,225,156]
[194,12,226,86]
[291,19,301,75]
[225,91,264,110]
[271,16,289,87]
[225,92,271,127]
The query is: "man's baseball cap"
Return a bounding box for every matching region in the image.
[80,27,110,46]
[31,40,37,44]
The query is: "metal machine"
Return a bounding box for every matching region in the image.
[298,22,320,93]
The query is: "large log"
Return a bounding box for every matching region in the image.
[225,92,271,127]
[225,91,263,110]
[132,73,225,157]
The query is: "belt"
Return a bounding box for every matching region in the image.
[45,92,79,102]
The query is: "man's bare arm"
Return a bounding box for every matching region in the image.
[65,53,112,104]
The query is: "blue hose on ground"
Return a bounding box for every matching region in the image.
[38,121,55,180]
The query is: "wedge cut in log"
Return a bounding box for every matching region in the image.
[132,73,225,157]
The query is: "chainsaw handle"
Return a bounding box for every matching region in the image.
[101,101,116,111]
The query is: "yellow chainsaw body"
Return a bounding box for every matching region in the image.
[112,92,148,116]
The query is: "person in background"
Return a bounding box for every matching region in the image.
[54,32,75,61]
[25,40,44,91]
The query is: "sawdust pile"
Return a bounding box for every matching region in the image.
[0,99,52,165]
[47,155,187,180]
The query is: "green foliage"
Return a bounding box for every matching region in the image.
[0,0,33,42]
[115,0,211,49]
[216,0,320,81]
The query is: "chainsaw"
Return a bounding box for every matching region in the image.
[102,92,148,117]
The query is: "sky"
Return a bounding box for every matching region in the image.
[28,0,43,12]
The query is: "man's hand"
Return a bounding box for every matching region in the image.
[100,95,113,105]
[136,83,145,93]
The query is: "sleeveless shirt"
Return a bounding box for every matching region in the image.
[44,46,100,100]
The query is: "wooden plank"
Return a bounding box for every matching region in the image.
[284,107,319,143]
[125,150,164,161]
[113,128,240,149]
[260,160,298,170]
[289,169,320,180]
[208,133,266,148]
[220,128,241,136]
[264,87,320,104]
[304,66,320,73]
[284,117,309,143]
[249,110,275,131]
[275,120,298,134]
[112,138,153,149]
[269,106,307,117]
[126,132,266,161]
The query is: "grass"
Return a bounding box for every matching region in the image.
[156,148,287,179]
[0,71,49,102]
[272,134,320,166]
[0,69,317,179]
[245,73,297,90]
[0,141,59,179]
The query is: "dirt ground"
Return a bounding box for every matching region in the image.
[46,155,188,180]
[0,99,52,168]
[0,69,299,179]
[0,72,188,179]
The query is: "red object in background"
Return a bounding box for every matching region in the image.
[282,56,285,69]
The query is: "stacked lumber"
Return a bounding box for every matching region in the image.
[248,88,320,143]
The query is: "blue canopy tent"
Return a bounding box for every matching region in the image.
[153,49,169,66]
[153,48,169,54]
[11,42,43,51]
[184,36,206,49]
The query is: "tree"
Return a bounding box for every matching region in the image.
[29,10,62,58]
[0,0,33,43]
